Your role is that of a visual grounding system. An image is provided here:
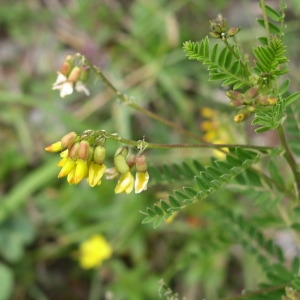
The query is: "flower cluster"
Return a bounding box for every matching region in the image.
[209,16,240,41]
[52,54,90,98]
[226,87,277,122]
[78,234,112,269]
[45,130,149,194]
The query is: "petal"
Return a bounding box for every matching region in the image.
[87,162,106,187]
[73,159,88,184]
[52,72,67,86]
[58,157,76,178]
[115,171,134,194]
[135,171,149,193]
[60,82,74,98]
[45,141,63,152]
[75,81,90,96]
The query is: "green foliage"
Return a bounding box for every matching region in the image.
[253,36,288,76]
[183,37,250,90]
[252,99,285,132]
[1,0,300,299]
[142,148,260,227]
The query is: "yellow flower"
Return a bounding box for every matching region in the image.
[201,107,215,118]
[73,158,88,184]
[115,171,134,194]
[87,162,106,187]
[135,171,149,193]
[78,235,112,269]
[45,141,63,153]
[212,139,228,160]
[58,157,76,178]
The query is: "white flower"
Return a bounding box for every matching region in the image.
[52,72,90,98]
[75,81,90,96]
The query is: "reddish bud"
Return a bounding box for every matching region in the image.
[245,87,259,99]
[229,99,244,107]
[60,55,74,76]
[69,142,80,159]
[227,27,240,37]
[136,154,147,172]
[77,140,90,160]
[60,131,78,148]
[226,90,243,101]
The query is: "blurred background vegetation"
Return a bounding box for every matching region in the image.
[1,0,300,299]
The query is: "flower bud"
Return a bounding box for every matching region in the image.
[209,31,221,39]
[245,87,259,99]
[60,55,74,76]
[227,27,240,37]
[68,67,81,83]
[93,146,106,164]
[69,142,80,160]
[126,155,136,169]
[114,154,129,174]
[136,154,147,173]
[77,140,90,160]
[114,147,130,174]
[219,19,227,32]
[256,95,277,106]
[79,65,90,82]
[233,108,253,123]
[229,99,244,107]
[226,90,243,101]
[60,131,78,148]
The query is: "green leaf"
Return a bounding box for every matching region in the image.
[257,19,281,34]
[264,5,282,22]
[284,92,300,108]
[154,204,164,216]
[279,79,290,95]
[160,201,170,213]
[169,196,181,208]
[174,190,189,201]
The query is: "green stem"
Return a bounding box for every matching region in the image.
[97,130,273,152]
[260,0,271,44]
[223,39,240,61]
[84,59,205,143]
[277,123,300,198]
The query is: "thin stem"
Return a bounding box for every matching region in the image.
[277,123,300,198]
[260,0,271,44]
[84,59,205,143]
[99,131,274,152]
[223,39,240,60]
